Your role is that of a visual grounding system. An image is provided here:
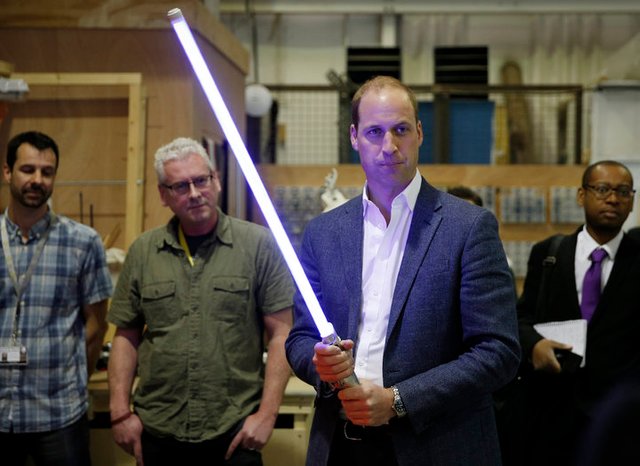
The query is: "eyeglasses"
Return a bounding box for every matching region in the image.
[583,184,636,200]
[162,175,213,196]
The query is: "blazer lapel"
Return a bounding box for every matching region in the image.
[386,180,441,338]
[337,198,364,339]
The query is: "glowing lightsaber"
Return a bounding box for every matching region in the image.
[168,8,358,386]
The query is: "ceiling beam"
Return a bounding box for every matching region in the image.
[220,1,640,15]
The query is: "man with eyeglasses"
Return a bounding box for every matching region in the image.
[504,160,640,466]
[107,137,294,466]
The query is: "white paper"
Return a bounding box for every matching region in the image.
[533,319,588,367]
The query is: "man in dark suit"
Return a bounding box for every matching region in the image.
[285,76,520,466]
[515,160,640,466]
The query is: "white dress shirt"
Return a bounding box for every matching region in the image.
[575,226,623,304]
[355,170,421,386]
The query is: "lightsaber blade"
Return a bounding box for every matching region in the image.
[167,9,357,387]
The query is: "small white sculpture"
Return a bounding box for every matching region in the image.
[321,168,348,212]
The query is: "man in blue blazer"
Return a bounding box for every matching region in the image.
[285,76,520,466]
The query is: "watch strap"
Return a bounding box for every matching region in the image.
[391,385,407,418]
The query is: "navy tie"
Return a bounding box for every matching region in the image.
[581,248,608,321]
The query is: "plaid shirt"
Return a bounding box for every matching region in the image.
[0,210,113,433]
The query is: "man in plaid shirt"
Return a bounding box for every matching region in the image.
[0,131,112,465]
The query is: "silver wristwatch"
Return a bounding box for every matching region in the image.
[391,385,407,418]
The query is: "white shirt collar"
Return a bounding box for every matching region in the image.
[577,226,624,262]
[361,169,422,217]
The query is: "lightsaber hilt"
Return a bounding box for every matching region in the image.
[321,330,360,389]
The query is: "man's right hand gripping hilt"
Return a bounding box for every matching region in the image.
[321,332,360,389]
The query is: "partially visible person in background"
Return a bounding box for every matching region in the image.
[577,371,640,466]
[0,131,112,466]
[447,185,484,207]
[447,184,517,293]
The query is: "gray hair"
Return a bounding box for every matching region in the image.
[154,137,213,183]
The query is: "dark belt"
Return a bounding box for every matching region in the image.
[342,420,393,442]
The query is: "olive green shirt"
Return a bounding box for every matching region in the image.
[108,210,294,441]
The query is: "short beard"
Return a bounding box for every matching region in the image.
[11,185,52,210]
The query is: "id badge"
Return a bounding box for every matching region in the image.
[0,346,28,366]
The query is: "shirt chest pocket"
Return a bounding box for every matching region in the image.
[140,281,179,329]
[210,277,250,323]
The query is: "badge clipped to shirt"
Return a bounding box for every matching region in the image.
[1,214,56,368]
[0,345,28,366]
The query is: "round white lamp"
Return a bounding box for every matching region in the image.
[245,83,273,117]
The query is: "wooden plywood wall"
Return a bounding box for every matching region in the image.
[0,2,249,248]
[0,80,132,247]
